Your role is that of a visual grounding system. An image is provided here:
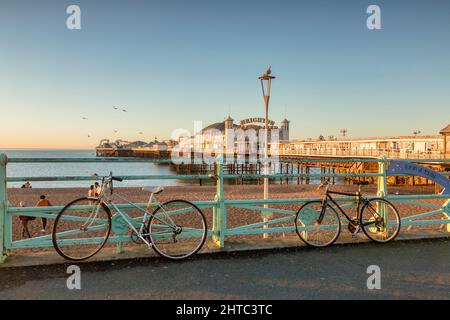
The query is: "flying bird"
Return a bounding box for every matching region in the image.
[88,134,91,138]
[113,106,119,110]
[82,117,88,120]
[114,129,118,133]
[122,109,127,112]
[138,132,143,135]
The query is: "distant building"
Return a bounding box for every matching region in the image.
[281,134,445,158]
[97,138,171,152]
[144,139,168,151]
[280,118,290,142]
[440,123,450,157]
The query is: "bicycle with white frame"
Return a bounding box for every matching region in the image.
[52,172,207,261]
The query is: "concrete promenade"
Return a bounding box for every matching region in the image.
[1,238,450,299]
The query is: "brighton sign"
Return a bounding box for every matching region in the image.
[240,118,276,127]
[387,160,450,195]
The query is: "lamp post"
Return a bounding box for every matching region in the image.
[259,66,275,239]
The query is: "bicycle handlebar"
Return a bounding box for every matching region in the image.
[91,172,123,182]
[316,179,331,190]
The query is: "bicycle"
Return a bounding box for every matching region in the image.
[52,172,207,261]
[295,180,400,247]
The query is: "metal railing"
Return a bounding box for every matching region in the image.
[1,153,450,263]
[279,148,444,159]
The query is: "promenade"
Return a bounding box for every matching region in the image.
[1,238,450,299]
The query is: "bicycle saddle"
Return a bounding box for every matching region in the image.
[353,181,369,186]
[142,186,164,194]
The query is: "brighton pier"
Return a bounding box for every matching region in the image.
[96,119,450,186]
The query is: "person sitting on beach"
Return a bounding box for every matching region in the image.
[21,181,32,189]
[35,195,52,232]
[88,185,96,198]
[88,185,97,205]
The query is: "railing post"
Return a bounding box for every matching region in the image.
[377,156,387,198]
[212,156,226,247]
[377,156,388,232]
[442,200,450,233]
[0,154,8,263]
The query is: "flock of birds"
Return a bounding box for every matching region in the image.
[82,106,144,139]
[80,66,272,141]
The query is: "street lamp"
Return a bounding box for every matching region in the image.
[259,66,275,239]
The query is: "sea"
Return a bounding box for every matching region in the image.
[0,149,187,188]
[0,149,329,188]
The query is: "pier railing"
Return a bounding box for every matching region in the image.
[1,154,450,263]
[279,147,444,159]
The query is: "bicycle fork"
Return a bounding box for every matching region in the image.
[318,196,328,224]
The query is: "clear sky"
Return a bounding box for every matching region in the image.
[1,0,449,149]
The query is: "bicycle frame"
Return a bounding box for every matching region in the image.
[91,178,178,247]
[319,189,367,224]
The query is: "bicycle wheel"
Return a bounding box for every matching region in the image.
[147,199,207,260]
[295,201,341,247]
[360,198,400,243]
[52,197,112,261]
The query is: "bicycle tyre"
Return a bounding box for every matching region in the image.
[147,199,207,260]
[52,197,112,261]
[360,198,401,243]
[295,200,341,247]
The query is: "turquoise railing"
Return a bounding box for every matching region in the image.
[1,154,450,263]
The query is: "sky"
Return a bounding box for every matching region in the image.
[0,0,449,149]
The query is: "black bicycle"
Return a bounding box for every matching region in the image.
[295,180,400,247]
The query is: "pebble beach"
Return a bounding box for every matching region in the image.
[6,183,443,252]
